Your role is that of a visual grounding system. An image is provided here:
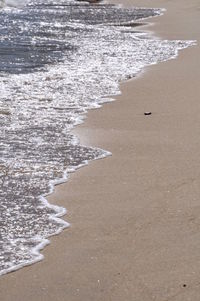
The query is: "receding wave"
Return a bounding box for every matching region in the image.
[0,0,195,276]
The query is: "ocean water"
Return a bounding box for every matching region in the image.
[0,0,195,276]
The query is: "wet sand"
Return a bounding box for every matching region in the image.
[1,0,200,300]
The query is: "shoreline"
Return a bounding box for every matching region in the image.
[1,0,200,300]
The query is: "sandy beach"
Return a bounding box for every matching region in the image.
[1,0,200,300]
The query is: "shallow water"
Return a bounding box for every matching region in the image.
[0,0,195,275]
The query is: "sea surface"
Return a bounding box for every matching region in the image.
[0,0,195,276]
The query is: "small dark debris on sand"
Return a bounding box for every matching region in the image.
[144,112,152,116]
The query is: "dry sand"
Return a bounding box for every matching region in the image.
[1,0,200,300]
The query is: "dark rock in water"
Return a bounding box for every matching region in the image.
[144,112,152,116]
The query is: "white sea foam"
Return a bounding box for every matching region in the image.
[0,0,28,7]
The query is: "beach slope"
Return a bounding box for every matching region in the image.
[1,0,200,300]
